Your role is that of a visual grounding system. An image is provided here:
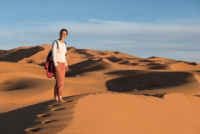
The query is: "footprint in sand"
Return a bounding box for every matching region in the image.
[37,113,51,118]
[48,104,60,107]
[25,127,41,132]
[51,108,66,111]
[65,100,73,103]
[42,120,57,124]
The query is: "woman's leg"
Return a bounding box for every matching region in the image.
[58,63,65,102]
[54,62,65,102]
[54,84,59,101]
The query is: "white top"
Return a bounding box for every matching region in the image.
[51,40,68,67]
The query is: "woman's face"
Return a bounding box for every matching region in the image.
[59,31,68,40]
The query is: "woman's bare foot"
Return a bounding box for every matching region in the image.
[58,95,64,102]
[54,96,59,102]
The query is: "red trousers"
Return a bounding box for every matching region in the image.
[53,62,66,97]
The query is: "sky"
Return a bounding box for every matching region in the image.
[0,0,200,62]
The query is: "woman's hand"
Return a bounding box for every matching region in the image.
[65,66,69,72]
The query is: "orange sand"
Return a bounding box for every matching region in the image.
[0,45,200,134]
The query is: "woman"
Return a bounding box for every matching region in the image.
[51,29,69,102]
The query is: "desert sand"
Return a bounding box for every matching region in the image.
[0,44,200,134]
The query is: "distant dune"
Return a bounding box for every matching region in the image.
[0,44,200,134]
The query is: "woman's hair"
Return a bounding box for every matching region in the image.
[59,29,68,35]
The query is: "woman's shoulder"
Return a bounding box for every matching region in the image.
[52,40,59,45]
[52,40,66,46]
[57,40,66,44]
[53,40,58,43]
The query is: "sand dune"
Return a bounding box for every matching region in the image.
[60,93,200,134]
[0,44,200,134]
[0,46,45,63]
[169,62,200,71]
[66,58,116,76]
[105,70,200,93]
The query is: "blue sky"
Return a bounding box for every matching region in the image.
[0,0,200,62]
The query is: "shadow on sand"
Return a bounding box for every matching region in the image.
[105,70,192,92]
[0,101,51,134]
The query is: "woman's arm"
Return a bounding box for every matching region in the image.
[51,41,58,67]
[64,52,69,71]
[64,58,68,67]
